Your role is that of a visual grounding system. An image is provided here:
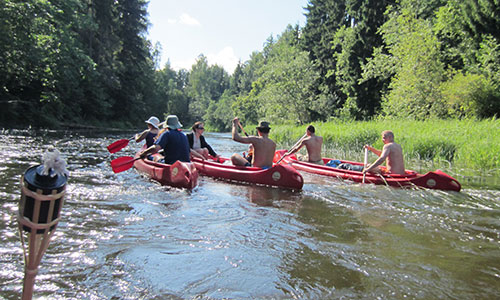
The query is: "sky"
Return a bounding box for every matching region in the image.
[146,0,309,74]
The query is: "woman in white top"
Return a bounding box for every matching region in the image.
[186,122,218,160]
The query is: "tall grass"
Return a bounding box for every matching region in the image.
[268,118,500,171]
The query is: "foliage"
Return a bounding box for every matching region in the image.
[272,118,500,171]
[374,5,448,119]
[185,55,230,124]
[1,0,499,129]
[440,71,499,118]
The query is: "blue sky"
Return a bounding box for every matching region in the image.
[147,0,309,73]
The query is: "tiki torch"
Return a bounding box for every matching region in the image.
[18,149,68,300]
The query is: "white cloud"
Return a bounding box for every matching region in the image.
[207,47,239,74]
[170,58,197,71]
[168,47,239,74]
[167,13,201,26]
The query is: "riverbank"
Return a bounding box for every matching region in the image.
[266,118,499,172]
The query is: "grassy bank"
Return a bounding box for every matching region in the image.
[263,118,499,172]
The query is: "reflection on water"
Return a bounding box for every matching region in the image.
[0,130,499,299]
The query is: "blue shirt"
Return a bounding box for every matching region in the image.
[154,129,191,164]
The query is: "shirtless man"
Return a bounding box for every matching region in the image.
[286,125,324,165]
[231,118,276,168]
[363,130,405,175]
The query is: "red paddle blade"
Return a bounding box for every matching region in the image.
[111,156,136,173]
[107,139,130,153]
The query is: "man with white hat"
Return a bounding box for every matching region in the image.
[139,115,191,164]
[135,116,160,148]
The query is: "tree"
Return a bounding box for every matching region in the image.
[301,0,348,111]
[234,26,320,124]
[186,55,230,123]
[375,5,447,119]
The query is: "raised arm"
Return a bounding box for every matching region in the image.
[232,118,251,143]
[288,139,306,155]
[364,145,382,157]
[135,130,149,142]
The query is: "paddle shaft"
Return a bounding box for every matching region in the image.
[362,147,368,183]
[237,122,249,137]
[276,134,307,164]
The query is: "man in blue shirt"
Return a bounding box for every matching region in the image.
[139,115,191,164]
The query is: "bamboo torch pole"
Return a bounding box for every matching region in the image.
[17,149,68,300]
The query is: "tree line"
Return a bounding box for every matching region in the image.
[1,0,498,130]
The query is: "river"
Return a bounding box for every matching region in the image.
[0,129,499,299]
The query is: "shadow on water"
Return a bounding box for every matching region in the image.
[1,130,499,299]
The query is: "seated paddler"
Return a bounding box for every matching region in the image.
[230,118,276,169]
[139,115,202,164]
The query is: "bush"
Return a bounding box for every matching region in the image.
[441,72,500,118]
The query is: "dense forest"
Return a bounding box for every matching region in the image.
[1,0,499,130]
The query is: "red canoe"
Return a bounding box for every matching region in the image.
[273,150,461,192]
[133,150,199,189]
[191,157,304,190]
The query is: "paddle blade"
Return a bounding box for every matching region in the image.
[107,139,130,153]
[111,156,136,173]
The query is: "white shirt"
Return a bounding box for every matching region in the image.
[193,135,201,149]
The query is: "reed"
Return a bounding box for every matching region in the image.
[270,118,500,171]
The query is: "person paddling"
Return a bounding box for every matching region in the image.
[139,115,192,164]
[135,116,160,148]
[363,130,405,175]
[285,125,324,165]
[231,118,276,169]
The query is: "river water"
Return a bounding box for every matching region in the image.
[0,129,499,299]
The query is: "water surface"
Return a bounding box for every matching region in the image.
[0,130,499,299]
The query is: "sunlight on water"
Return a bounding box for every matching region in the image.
[0,130,499,299]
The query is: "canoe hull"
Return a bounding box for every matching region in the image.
[133,152,198,189]
[273,150,461,192]
[192,157,303,190]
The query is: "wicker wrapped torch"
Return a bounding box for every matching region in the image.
[17,149,68,300]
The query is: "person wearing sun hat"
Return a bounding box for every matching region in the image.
[139,115,194,164]
[135,116,160,147]
[230,118,276,169]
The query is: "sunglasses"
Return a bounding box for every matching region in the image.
[197,127,204,130]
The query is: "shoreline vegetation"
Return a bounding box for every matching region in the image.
[256,118,499,174]
[3,118,498,189]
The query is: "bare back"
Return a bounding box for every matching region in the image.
[382,142,405,175]
[250,136,276,168]
[303,135,323,162]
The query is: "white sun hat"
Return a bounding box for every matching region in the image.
[165,115,183,129]
[145,116,160,129]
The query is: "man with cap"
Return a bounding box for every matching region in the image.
[139,115,192,164]
[135,116,160,148]
[230,117,276,168]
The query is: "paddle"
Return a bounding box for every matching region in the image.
[107,137,134,153]
[110,156,141,173]
[362,147,368,183]
[275,134,307,164]
[237,122,249,137]
[107,121,167,153]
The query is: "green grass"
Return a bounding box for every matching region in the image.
[265,118,500,172]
